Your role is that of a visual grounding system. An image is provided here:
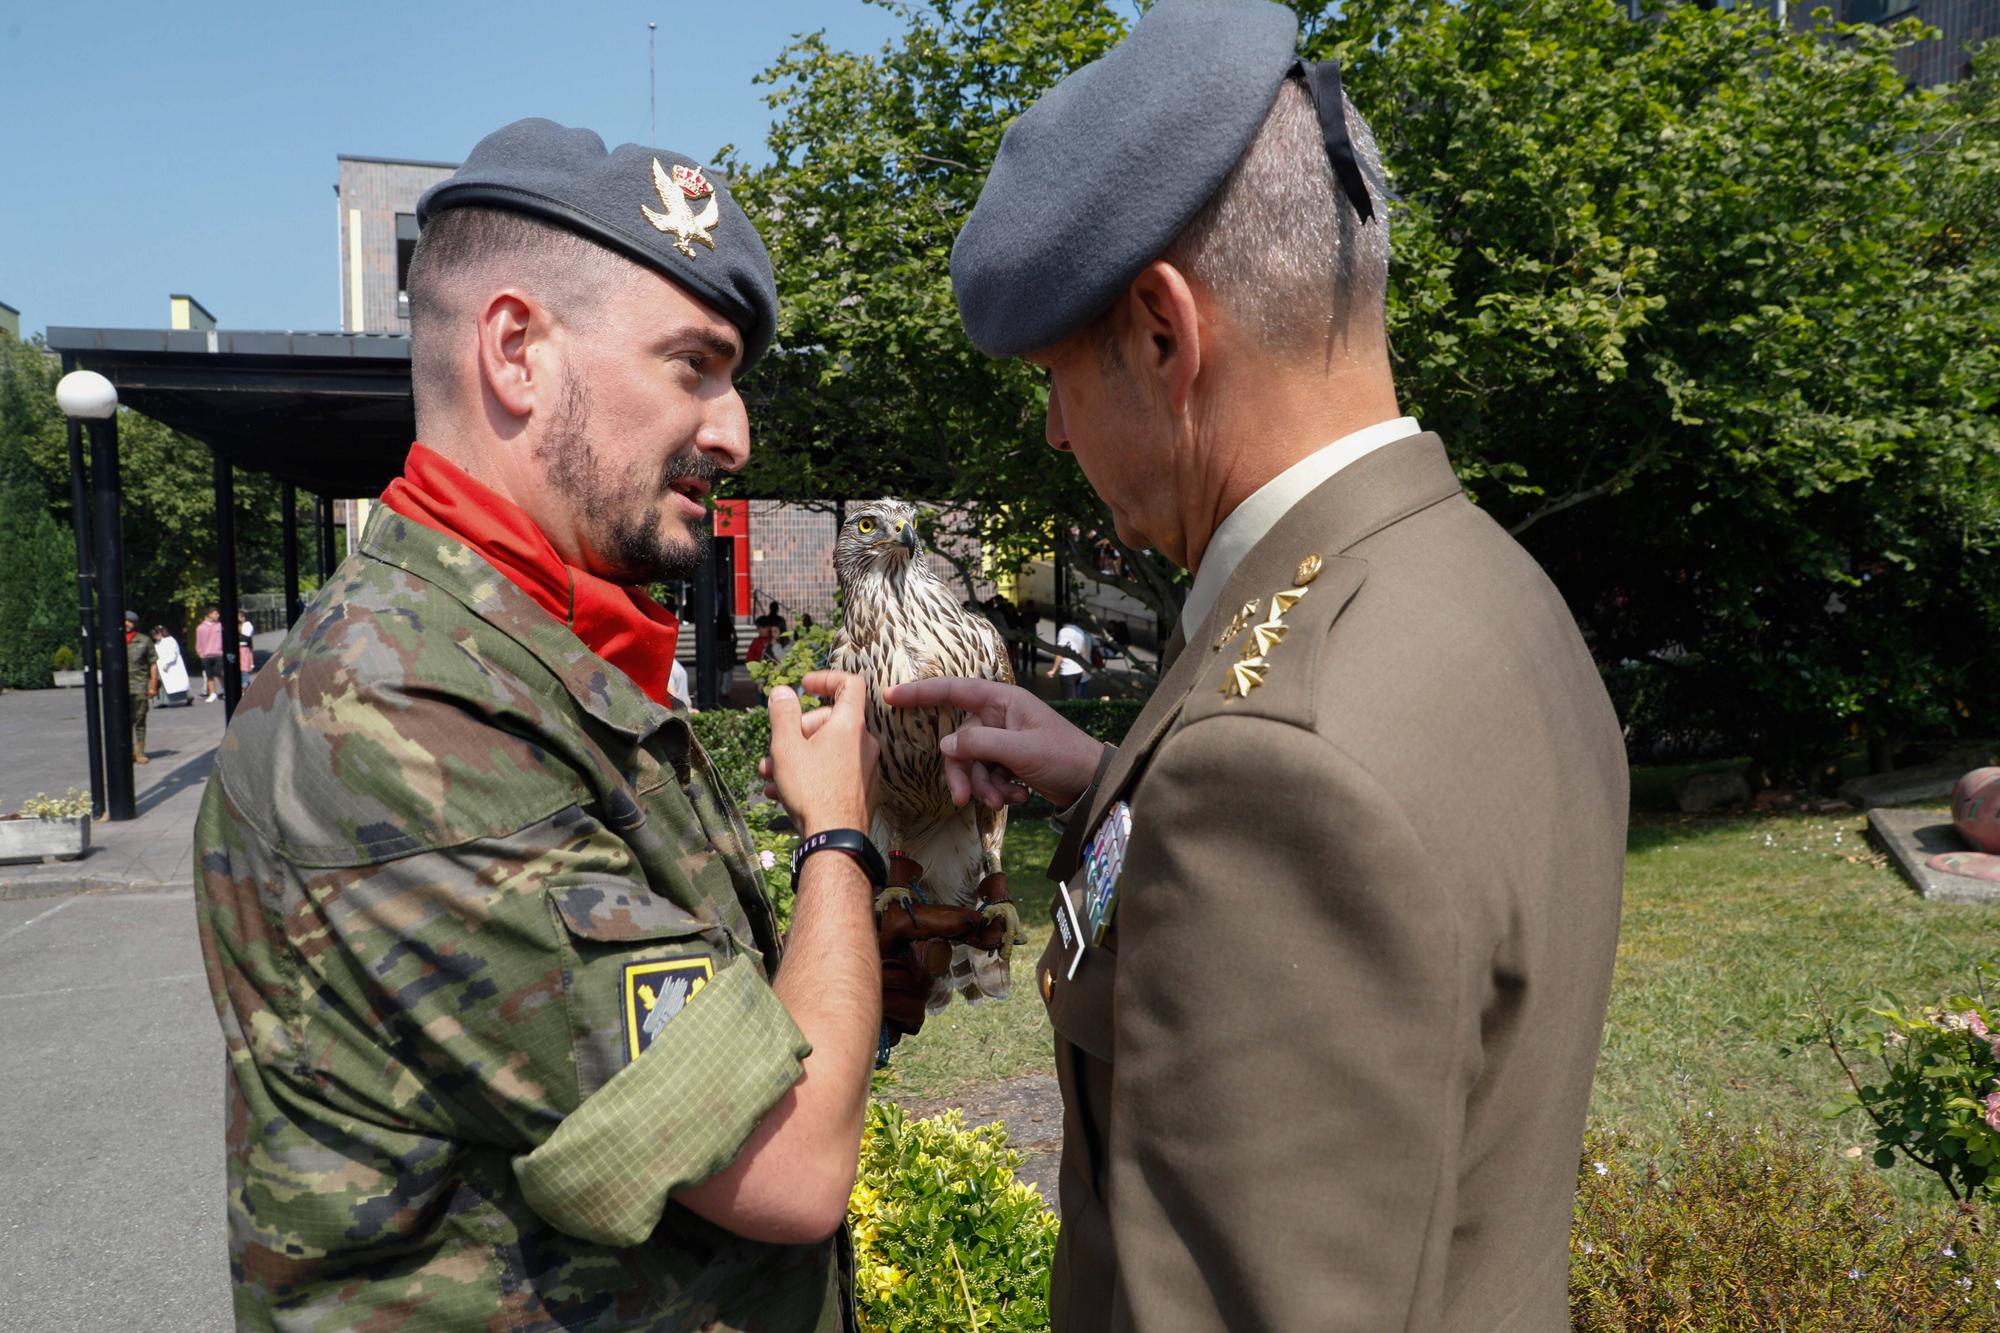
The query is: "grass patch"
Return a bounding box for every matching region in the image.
[874,818,1060,1103]
[890,790,1992,1214]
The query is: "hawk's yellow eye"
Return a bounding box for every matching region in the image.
[857,517,876,534]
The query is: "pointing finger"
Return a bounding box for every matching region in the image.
[884,677,1012,723]
[938,722,1043,783]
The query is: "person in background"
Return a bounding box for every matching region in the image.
[799,612,815,634]
[746,623,778,665]
[125,611,157,763]
[1047,619,1093,699]
[238,614,256,681]
[153,622,192,706]
[195,606,224,702]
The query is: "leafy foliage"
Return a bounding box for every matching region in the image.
[16,789,91,819]
[1322,1,2000,775]
[690,707,772,803]
[737,798,797,935]
[0,327,307,659]
[848,1102,1058,1332]
[727,1,1186,636]
[730,1,2000,771]
[0,471,76,689]
[1572,1112,2000,1329]
[747,620,839,704]
[1799,976,2000,1204]
[1046,697,1142,746]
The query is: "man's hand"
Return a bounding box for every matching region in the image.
[883,677,1106,810]
[765,672,878,837]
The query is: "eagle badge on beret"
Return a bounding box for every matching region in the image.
[643,156,721,258]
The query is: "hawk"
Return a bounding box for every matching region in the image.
[832,500,1023,1007]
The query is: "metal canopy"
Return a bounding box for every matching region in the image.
[45,327,415,497]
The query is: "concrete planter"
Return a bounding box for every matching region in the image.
[52,670,85,688]
[0,814,92,864]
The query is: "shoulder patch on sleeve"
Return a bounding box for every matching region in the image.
[1181,554,1367,732]
[623,957,716,1063]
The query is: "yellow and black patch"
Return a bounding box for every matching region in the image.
[622,956,715,1064]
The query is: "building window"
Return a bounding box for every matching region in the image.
[1845,0,1919,21]
[395,213,420,321]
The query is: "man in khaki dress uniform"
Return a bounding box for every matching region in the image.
[890,1,1628,1327]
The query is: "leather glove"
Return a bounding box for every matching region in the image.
[878,899,983,1039]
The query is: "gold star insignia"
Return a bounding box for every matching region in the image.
[1213,598,1260,651]
[1221,655,1268,699]
[1247,616,1289,656]
[1295,553,1323,586]
[1273,588,1306,615]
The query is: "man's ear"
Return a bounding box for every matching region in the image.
[1125,261,1203,416]
[474,291,540,421]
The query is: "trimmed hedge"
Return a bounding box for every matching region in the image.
[1048,697,1143,744]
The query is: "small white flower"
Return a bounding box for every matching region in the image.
[1943,1245,1956,1258]
[1581,1242,1594,1256]
[1848,1269,1863,1280]
[1593,1161,1608,1176]
[759,849,777,871]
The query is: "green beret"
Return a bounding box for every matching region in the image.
[419,118,778,370]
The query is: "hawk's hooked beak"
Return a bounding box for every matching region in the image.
[896,522,918,554]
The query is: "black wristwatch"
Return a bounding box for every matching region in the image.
[791,828,888,892]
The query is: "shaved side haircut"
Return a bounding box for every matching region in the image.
[1164,78,1392,361]
[405,207,638,434]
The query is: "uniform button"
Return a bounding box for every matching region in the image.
[1040,969,1054,1002]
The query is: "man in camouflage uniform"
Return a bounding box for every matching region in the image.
[193,119,965,1330]
[125,610,156,763]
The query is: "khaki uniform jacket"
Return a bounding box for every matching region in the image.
[193,507,849,1331]
[1037,434,1627,1331]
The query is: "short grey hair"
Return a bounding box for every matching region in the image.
[1163,77,1391,358]
[405,206,637,433]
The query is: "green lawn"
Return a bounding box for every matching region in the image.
[881,783,1992,1209]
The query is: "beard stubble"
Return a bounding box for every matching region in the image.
[537,367,715,584]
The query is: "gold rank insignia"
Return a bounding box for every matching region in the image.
[623,956,715,1063]
[1214,598,1260,651]
[642,158,722,258]
[1219,554,1324,700]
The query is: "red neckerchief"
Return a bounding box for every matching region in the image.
[124,629,137,643]
[380,443,682,707]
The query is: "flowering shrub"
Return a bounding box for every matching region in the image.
[1799,975,2000,1203]
[17,789,90,819]
[1572,1114,2000,1328]
[737,798,796,934]
[848,1102,1058,1333]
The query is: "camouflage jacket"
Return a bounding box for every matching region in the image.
[192,506,849,1331]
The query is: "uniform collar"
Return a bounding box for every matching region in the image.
[1178,416,1419,638]
[358,504,671,741]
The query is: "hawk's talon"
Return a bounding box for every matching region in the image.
[981,900,1028,950]
[874,885,917,916]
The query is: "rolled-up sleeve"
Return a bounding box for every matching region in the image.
[515,958,811,1246]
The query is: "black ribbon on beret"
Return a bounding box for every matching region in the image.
[1291,58,1375,225]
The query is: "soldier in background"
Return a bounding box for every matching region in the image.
[123,610,156,764]
[191,118,974,1330]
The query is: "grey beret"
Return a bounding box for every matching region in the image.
[418,118,778,370]
[951,0,1299,358]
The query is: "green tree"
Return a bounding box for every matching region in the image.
[0,327,296,657]
[737,1,2000,771]
[727,0,1181,665]
[1319,1,2000,774]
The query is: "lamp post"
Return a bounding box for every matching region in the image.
[56,370,134,821]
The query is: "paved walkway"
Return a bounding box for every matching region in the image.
[0,888,230,1331]
[0,687,228,899]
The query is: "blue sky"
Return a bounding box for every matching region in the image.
[0,1,905,336]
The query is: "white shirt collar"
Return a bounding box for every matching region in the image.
[1178,416,1420,638]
